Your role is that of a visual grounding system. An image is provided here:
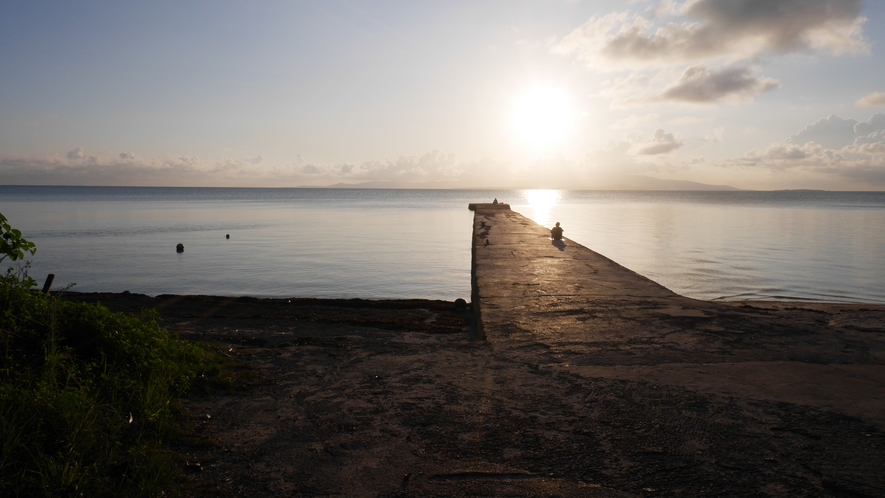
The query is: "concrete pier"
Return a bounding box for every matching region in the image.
[470,203,720,346]
[469,203,885,429]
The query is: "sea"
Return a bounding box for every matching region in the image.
[1,186,884,304]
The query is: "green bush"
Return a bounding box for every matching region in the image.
[0,213,36,264]
[0,214,239,497]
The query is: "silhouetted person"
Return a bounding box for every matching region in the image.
[493,198,498,204]
[551,222,563,240]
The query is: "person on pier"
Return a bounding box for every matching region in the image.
[551,222,563,240]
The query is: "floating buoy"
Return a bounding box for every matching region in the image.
[226,234,230,239]
[176,243,184,253]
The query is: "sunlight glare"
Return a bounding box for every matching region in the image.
[511,88,573,149]
[524,189,561,228]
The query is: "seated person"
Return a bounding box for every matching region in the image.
[551,222,563,240]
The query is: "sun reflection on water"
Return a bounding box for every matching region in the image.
[523,189,561,228]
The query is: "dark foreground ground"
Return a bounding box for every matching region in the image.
[66,292,885,497]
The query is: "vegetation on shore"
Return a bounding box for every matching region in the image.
[0,213,246,497]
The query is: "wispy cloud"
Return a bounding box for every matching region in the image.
[0,152,211,186]
[0,148,478,187]
[553,0,866,106]
[653,65,779,104]
[356,149,460,181]
[636,128,683,155]
[609,113,659,129]
[667,115,712,125]
[856,91,885,108]
[703,127,724,143]
[66,147,85,160]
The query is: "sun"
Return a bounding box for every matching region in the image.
[511,87,573,149]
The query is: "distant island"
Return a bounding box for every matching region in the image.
[772,189,827,192]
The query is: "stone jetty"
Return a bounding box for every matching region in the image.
[470,202,698,343]
[469,204,885,493]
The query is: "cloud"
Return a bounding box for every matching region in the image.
[854,113,885,136]
[856,92,885,108]
[584,140,646,174]
[654,65,780,104]
[554,0,865,108]
[66,147,85,160]
[667,115,712,125]
[268,159,355,179]
[787,113,885,149]
[0,148,472,187]
[652,0,682,19]
[857,139,885,156]
[580,139,700,187]
[553,0,867,70]
[763,143,811,161]
[357,149,460,181]
[737,139,885,183]
[653,65,779,103]
[704,127,724,143]
[854,129,885,147]
[728,114,885,186]
[0,153,210,186]
[610,113,659,129]
[298,163,324,175]
[636,128,683,155]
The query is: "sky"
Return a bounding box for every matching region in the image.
[1,0,885,190]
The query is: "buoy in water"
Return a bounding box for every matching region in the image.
[176,243,184,253]
[226,234,230,239]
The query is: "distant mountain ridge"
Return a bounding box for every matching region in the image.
[603,176,739,191]
[315,175,739,191]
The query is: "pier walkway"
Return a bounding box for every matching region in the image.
[470,202,708,346]
[470,204,885,496]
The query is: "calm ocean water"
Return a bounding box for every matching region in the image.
[1,186,884,303]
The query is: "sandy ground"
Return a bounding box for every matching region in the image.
[70,292,885,497]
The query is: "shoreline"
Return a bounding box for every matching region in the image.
[64,289,885,338]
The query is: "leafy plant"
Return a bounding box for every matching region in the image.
[0,213,36,263]
[0,215,249,496]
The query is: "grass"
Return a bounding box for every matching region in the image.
[0,266,251,497]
